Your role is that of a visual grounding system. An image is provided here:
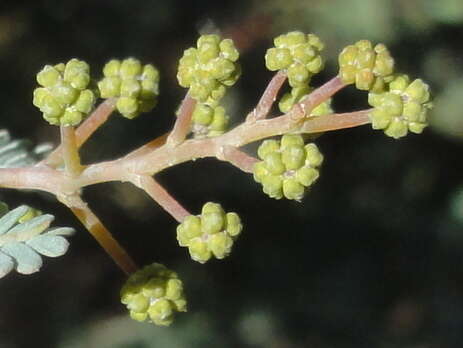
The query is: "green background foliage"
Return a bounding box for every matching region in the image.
[0,0,462,347]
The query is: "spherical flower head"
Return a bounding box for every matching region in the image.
[120,263,187,326]
[98,58,160,119]
[278,85,333,116]
[368,74,432,139]
[190,103,229,138]
[253,134,323,201]
[177,34,240,103]
[33,59,96,126]
[176,202,242,263]
[338,40,395,92]
[265,32,325,88]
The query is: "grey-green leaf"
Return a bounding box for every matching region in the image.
[1,242,43,274]
[0,129,54,168]
[0,205,29,236]
[6,214,54,241]
[0,251,14,278]
[0,202,74,279]
[33,143,53,157]
[0,129,11,146]
[45,227,75,237]
[0,202,8,218]
[27,235,70,257]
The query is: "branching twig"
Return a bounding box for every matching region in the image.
[219,145,258,173]
[67,195,138,274]
[43,98,117,167]
[129,174,191,222]
[124,131,169,160]
[60,126,83,177]
[298,109,371,133]
[0,108,372,194]
[166,94,196,146]
[0,73,371,275]
[289,76,346,121]
[246,71,287,122]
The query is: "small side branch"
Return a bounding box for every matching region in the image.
[130,174,191,223]
[43,99,117,167]
[75,98,118,147]
[166,94,196,146]
[60,126,83,177]
[247,70,287,122]
[219,145,258,173]
[289,76,346,120]
[298,109,372,133]
[68,196,138,275]
[125,131,169,160]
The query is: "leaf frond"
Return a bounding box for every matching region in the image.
[0,203,74,279]
[0,129,53,168]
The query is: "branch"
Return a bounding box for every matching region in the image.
[129,174,191,222]
[246,70,287,122]
[74,108,372,188]
[66,195,138,275]
[60,126,83,177]
[0,166,64,194]
[166,94,196,146]
[0,74,372,274]
[43,99,117,167]
[0,76,370,198]
[124,131,169,160]
[219,145,258,173]
[298,109,372,133]
[288,76,346,121]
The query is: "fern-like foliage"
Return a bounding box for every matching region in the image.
[0,129,53,168]
[0,204,74,278]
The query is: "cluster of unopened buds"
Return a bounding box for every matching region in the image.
[177,34,240,138]
[19,31,432,326]
[176,202,242,263]
[33,59,95,126]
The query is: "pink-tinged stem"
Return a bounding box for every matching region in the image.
[299,109,372,133]
[124,131,169,160]
[43,99,117,167]
[166,94,197,146]
[68,196,138,275]
[0,166,64,194]
[219,145,258,173]
[69,105,373,188]
[0,108,373,193]
[129,174,191,222]
[75,98,117,146]
[247,71,287,122]
[60,126,83,177]
[288,76,346,120]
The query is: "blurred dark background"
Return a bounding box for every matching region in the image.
[0,1,463,347]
